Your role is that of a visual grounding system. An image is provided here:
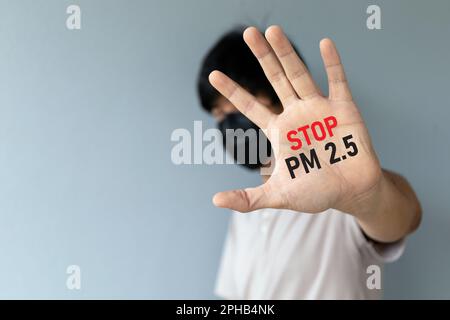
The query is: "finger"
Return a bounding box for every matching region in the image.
[212,184,277,213]
[209,70,275,129]
[319,38,352,101]
[243,27,298,106]
[265,25,321,100]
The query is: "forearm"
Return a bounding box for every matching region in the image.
[339,169,422,243]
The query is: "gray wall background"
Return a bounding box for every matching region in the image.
[0,0,448,299]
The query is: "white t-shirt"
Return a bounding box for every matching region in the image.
[215,208,405,300]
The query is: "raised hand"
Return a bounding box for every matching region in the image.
[208,26,382,214]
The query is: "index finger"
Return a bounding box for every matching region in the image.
[208,70,275,129]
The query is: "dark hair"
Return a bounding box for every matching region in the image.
[197,26,301,113]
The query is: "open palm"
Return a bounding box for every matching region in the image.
[209,26,382,213]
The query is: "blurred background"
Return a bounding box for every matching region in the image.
[0,0,449,299]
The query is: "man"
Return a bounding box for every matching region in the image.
[197,25,421,299]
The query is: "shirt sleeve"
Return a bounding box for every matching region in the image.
[347,215,406,263]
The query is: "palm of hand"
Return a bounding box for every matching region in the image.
[266,97,381,213]
[209,26,381,213]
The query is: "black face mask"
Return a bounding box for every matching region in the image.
[218,113,272,170]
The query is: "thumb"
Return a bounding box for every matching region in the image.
[212,185,273,213]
